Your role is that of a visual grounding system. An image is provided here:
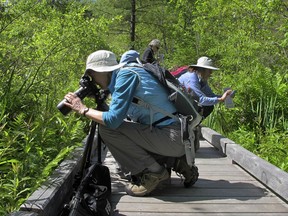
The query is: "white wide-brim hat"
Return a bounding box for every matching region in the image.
[86,50,125,72]
[190,56,219,70]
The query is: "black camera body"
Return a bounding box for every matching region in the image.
[57,75,107,115]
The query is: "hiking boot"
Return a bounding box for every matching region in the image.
[157,167,172,189]
[125,168,169,196]
[173,156,199,188]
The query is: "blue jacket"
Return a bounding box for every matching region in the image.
[103,64,177,129]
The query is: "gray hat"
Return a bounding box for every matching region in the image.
[86,50,125,72]
[190,56,219,70]
[149,39,161,47]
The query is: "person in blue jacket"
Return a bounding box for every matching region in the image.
[63,50,196,196]
[178,56,233,118]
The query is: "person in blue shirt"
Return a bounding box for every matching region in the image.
[63,50,197,196]
[178,56,233,118]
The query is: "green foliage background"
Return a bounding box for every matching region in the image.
[0,0,287,214]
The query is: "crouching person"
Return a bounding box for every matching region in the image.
[63,50,196,196]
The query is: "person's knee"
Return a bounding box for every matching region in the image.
[98,124,106,136]
[98,124,113,141]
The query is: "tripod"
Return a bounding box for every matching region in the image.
[60,94,112,216]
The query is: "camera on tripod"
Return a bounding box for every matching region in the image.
[57,75,108,115]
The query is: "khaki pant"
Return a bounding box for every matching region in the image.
[99,121,185,175]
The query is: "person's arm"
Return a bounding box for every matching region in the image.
[218,89,233,102]
[197,82,232,104]
[102,70,139,128]
[64,70,139,128]
[64,93,105,125]
[179,74,219,106]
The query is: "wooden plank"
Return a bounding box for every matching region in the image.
[112,186,275,197]
[111,176,264,193]
[111,194,286,204]
[9,212,38,216]
[171,178,266,189]
[196,164,248,172]
[114,213,288,216]
[113,203,288,213]
[147,187,274,197]
[196,158,231,164]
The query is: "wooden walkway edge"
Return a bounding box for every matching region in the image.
[11,127,288,216]
[201,126,288,201]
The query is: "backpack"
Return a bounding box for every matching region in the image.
[59,123,112,216]
[140,63,203,128]
[127,63,203,167]
[170,66,188,78]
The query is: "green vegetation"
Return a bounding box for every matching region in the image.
[0,0,287,214]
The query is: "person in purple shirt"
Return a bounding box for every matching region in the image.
[63,50,198,197]
[178,56,233,118]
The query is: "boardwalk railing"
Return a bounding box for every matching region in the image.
[201,127,288,202]
[11,127,288,215]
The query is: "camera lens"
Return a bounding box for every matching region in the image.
[57,99,72,116]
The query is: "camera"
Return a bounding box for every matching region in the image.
[57,75,106,115]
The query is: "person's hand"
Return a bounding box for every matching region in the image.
[64,92,87,115]
[219,89,233,102]
[230,90,236,98]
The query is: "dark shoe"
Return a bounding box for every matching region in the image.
[125,168,169,196]
[173,156,199,188]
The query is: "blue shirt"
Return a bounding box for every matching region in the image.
[103,65,177,129]
[178,71,219,106]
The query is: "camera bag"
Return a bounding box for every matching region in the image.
[60,122,112,216]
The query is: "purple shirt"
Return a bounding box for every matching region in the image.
[178,71,220,106]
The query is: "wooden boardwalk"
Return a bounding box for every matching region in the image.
[15,127,288,216]
[105,140,288,216]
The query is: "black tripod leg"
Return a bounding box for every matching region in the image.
[79,120,97,178]
[97,123,103,164]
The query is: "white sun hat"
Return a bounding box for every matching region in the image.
[190,56,219,70]
[85,50,125,72]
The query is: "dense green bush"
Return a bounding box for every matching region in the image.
[0,0,115,214]
[191,0,287,171]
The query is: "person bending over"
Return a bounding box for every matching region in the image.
[63,50,196,197]
[178,56,233,118]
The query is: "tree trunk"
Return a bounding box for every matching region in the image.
[130,0,136,49]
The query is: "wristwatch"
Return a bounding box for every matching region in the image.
[83,107,90,116]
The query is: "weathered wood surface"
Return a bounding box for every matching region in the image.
[201,126,288,201]
[106,140,288,216]
[12,127,288,216]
